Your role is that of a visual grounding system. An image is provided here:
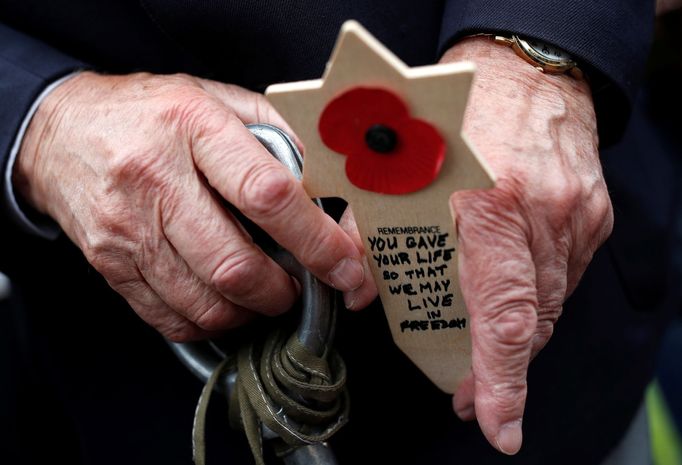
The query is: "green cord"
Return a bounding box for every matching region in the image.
[193,330,349,465]
[647,381,682,465]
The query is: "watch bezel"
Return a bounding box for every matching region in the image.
[512,35,578,74]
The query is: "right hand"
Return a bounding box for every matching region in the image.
[14,72,365,341]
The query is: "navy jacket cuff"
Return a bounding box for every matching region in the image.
[0,23,86,238]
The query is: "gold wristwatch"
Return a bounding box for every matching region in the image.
[472,33,584,80]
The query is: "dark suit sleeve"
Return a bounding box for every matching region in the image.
[438,0,656,146]
[0,23,84,268]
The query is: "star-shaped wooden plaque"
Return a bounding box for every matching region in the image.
[266,21,495,393]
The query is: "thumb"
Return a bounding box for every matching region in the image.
[338,207,377,310]
[454,190,538,455]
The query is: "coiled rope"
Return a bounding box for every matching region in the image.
[193,330,349,465]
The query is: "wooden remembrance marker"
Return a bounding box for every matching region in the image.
[266,21,495,393]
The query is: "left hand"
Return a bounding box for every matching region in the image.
[340,37,614,454]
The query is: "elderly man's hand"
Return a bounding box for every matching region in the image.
[342,38,613,454]
[443,37,613,454]
[14,72,365,341]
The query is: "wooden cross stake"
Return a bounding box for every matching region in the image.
[266,21,495,393]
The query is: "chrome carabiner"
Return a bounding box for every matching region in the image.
[169,124,339,465]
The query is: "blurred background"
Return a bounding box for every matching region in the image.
[641,4,682,464]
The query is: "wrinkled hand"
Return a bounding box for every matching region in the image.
[14,72,365,341]
[341,38,614,454]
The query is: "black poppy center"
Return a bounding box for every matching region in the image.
[365,124,398,154]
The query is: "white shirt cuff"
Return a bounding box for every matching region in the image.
[3,71,81,240]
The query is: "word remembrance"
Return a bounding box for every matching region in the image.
[266,21,494,392]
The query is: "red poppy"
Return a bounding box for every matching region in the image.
[318,87,445,195]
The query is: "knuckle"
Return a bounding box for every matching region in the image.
[165,72,197,86]
[591,186,612,218]
[85,241,131,283]
[93,200,130,235]
[537,174,582,222]
[193,300,238,330]
[158,85,229,140]
[210,251,263,298]
[590,188,614,240]
[481,304,537,347]
[296,219,341,271]
[238,163,296,218]
[169,281,211,316]
[534,318,555,342]
[161,320,202,343]
[485,380,528,415]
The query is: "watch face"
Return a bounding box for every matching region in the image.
[515,36,576,68]
[526,39,572,62]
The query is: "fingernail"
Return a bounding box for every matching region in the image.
[328,257,364,292]
[496,420,523,455]
[343,290,357,310]
[455,404,475,421]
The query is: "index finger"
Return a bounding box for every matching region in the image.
[452,188,538,455]
[190,110,365,293]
